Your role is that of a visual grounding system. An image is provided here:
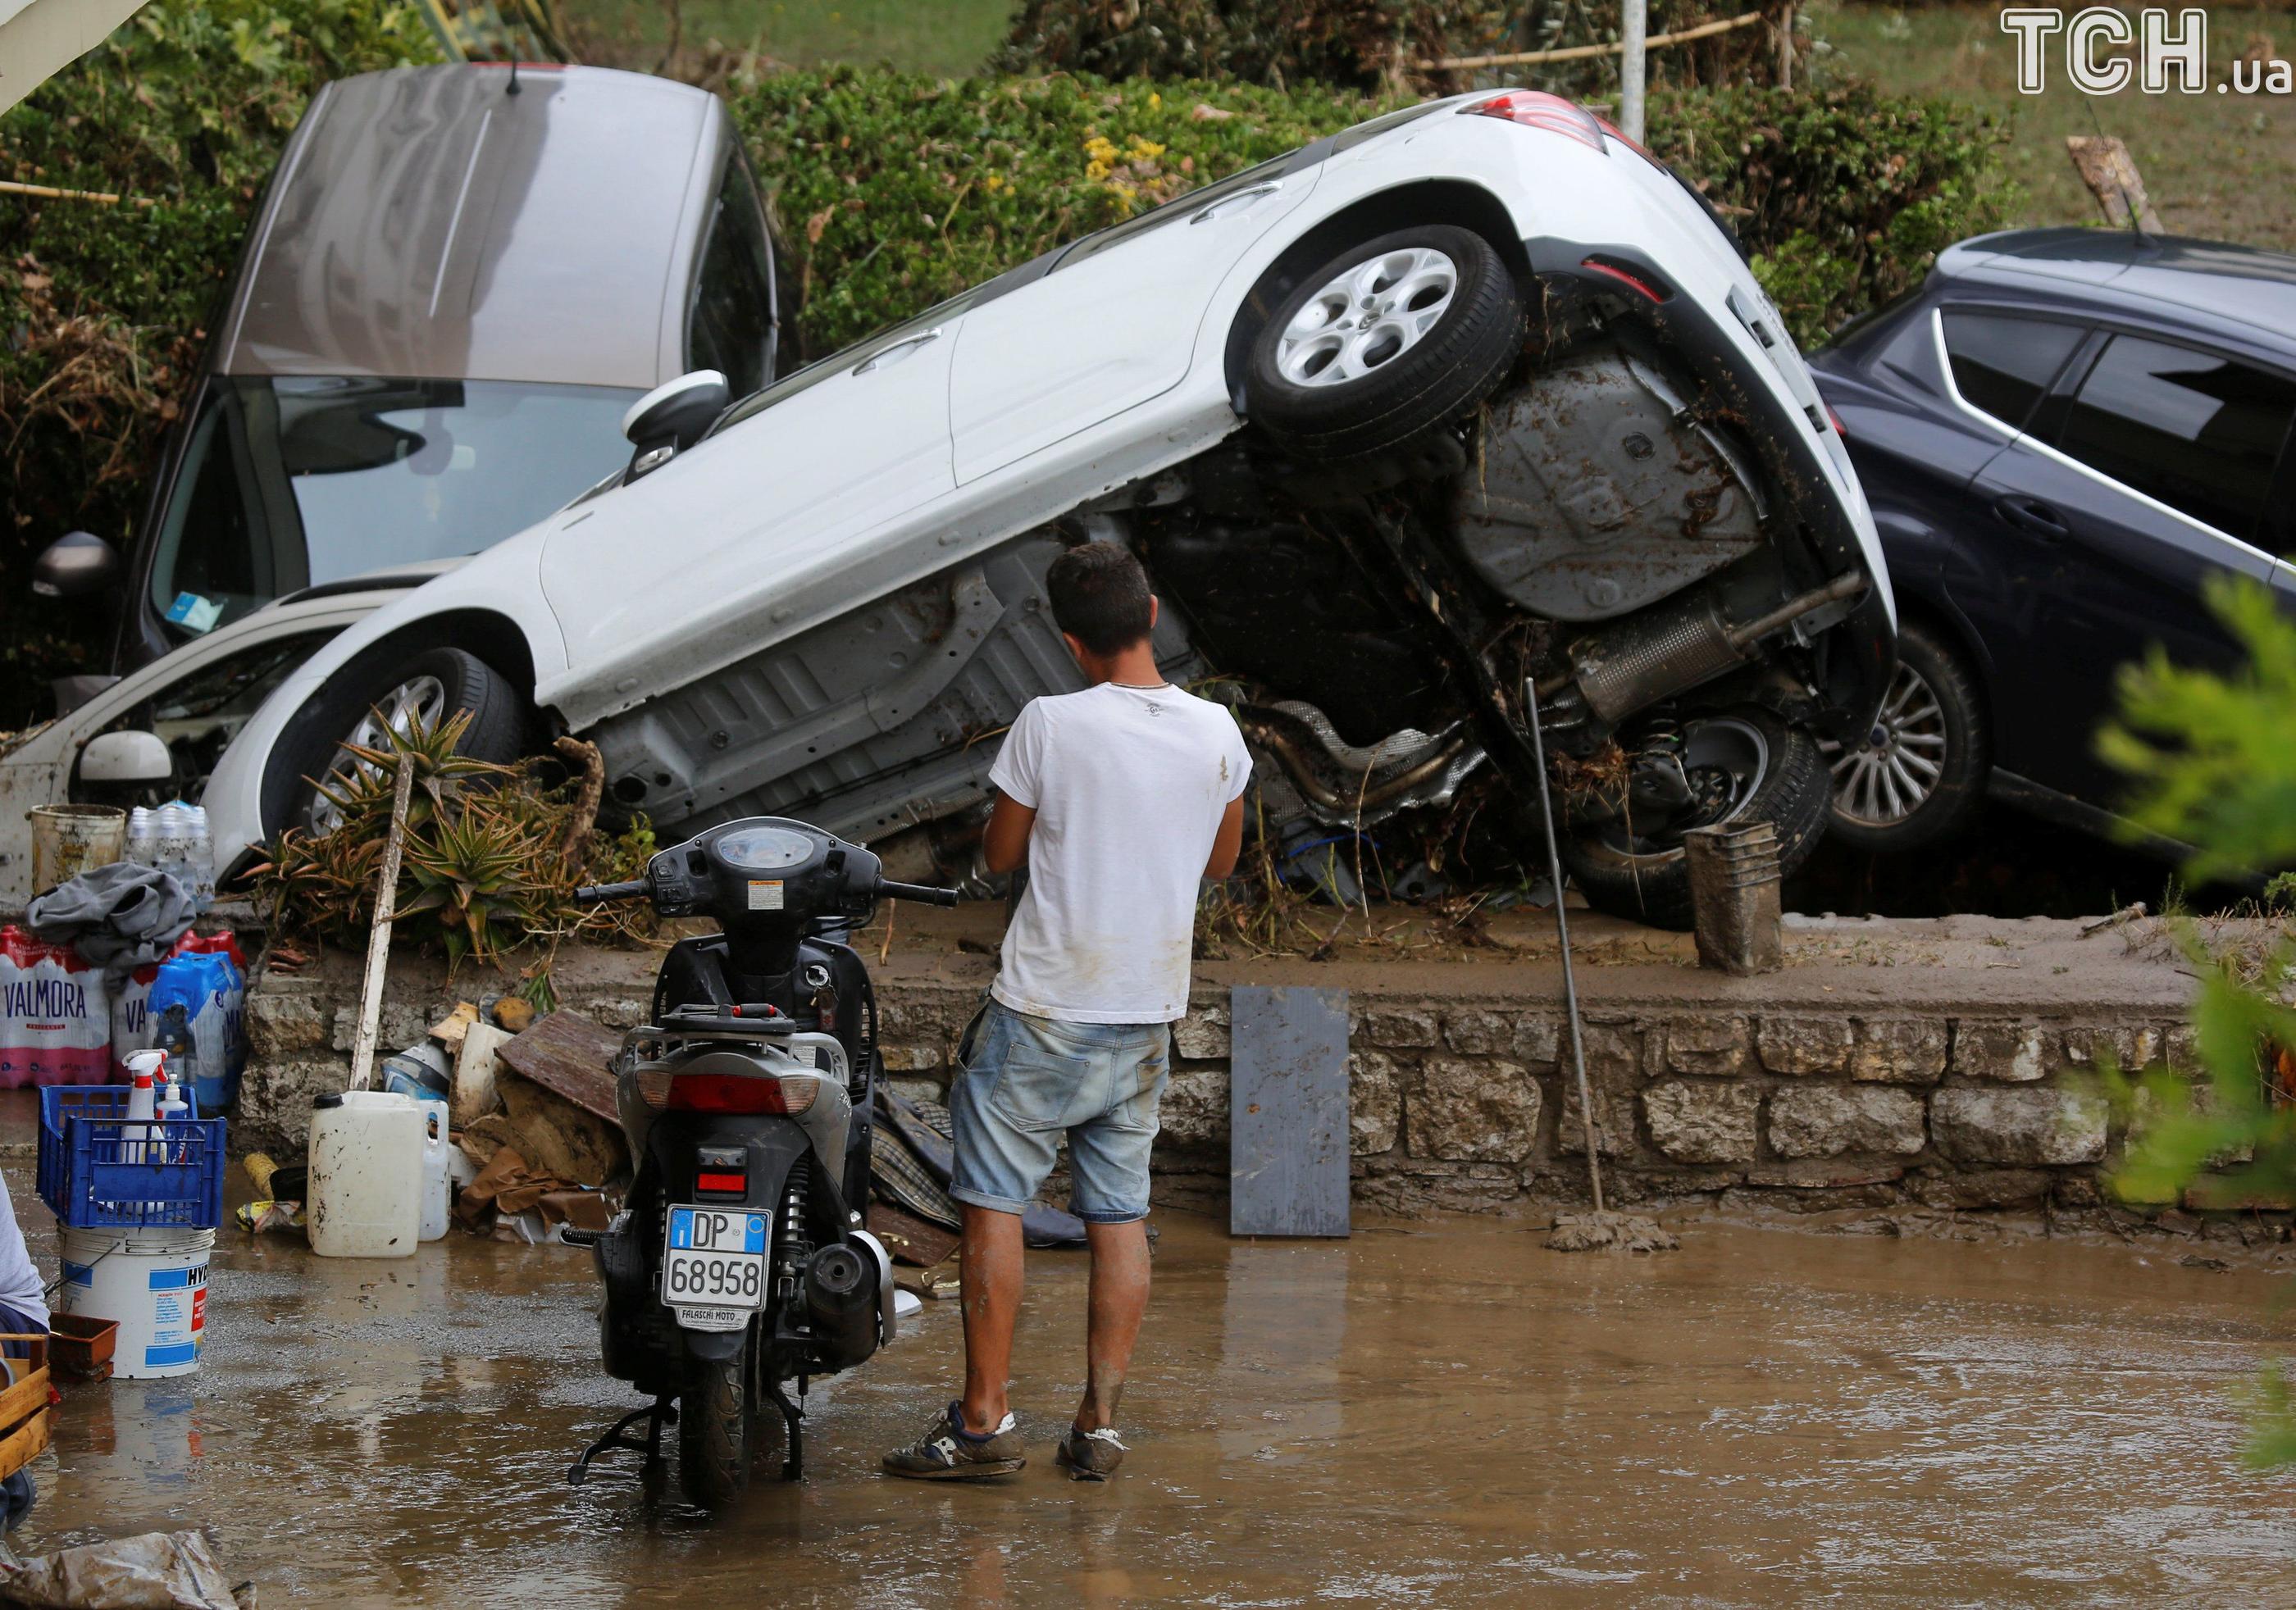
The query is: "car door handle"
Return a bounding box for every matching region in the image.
[1993,494,2069,540]
[1191,182,1282,224]
[853,328,941,375]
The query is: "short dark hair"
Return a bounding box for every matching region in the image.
[1046,542,1154,656]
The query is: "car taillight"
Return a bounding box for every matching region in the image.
[1466,91,1608,153]
[638,1070,822,1114]
[1825,403,1847,438]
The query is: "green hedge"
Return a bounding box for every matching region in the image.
[989,0,1782,96]
[733,70,1404,358]
[1646,80,2019,343]
[0,0,439,725]
[738,69,2014,360]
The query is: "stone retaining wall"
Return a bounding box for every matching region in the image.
[863,984,2194,1224]
[234,924,2261,1234]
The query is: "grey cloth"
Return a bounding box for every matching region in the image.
[25,862,197,986]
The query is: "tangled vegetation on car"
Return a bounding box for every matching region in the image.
[253,713,655,966]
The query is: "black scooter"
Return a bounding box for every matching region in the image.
[565,817,957,1503]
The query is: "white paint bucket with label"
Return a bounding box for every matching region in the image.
[57,1224,213,1379]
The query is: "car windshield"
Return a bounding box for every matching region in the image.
[148,376,640,639]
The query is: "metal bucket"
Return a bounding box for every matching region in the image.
[1684,821,1783,976]
[28,804,125,897]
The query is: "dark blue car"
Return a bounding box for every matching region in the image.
[1810,228,2296,853]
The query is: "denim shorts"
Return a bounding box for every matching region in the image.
[949,998,1171,1225]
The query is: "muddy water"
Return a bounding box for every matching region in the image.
[19,1204,2295,1607]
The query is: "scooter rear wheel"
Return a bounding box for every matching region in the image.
[679,1342,755,1506]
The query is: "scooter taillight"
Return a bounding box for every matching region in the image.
[641,1070,821,1115]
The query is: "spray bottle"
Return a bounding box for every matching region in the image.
[123,1048,163,1171]
[154,1055,189,1166]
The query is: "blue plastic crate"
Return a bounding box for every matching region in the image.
[37,1087,226,1231]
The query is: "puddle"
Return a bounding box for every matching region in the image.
[17,1211,2295,1606]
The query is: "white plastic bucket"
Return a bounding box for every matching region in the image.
[30,804,125,897]
[57,1224,214,1379]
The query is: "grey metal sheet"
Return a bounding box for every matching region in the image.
[1228,985,1350,1238]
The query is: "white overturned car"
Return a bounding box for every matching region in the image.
[205,90,1896,926]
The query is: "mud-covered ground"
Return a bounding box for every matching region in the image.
[12,1184,2294,1607]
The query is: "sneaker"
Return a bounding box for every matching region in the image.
[882,1401,1027,1480]
[1055,1423,1128,1481]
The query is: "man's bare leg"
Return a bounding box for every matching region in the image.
[959,1203,1026,1431]
[1075,1219,1150,1431]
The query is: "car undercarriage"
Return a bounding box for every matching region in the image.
[585,287,1877,927]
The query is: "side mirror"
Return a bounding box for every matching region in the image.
[80,730,172,786]
[33,532,119,598]
[620,369,730,480]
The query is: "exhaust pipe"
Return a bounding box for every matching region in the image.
[805,1241,882,1369]
[1568,572,1866,725]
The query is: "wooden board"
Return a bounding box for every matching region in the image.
[867,1202,960,1267]
[496,1011,621,1123]
[1228,985,1351,1239]
[0,1406,49,1480]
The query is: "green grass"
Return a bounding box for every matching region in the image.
[1809,2,2296,251]
[562,0,1010,75]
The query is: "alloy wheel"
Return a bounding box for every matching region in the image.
[1276,247,1459,388]
[308,673,447,836]
[1593,716,1773,857]
[1825,662,1947,827]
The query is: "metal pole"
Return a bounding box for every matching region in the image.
[1620,0,1649,143]
[1522,684,1606,1213]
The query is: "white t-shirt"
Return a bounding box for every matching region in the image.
[989,682,1251,1025]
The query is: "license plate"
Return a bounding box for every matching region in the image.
[663,1206,769,1321]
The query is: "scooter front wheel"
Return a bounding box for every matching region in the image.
[678,1342,754,1506]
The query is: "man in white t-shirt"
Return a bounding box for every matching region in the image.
[886,542,1247,1484]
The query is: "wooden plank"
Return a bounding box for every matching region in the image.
[496,1011,621,1123]
[0,1408,49,1480]
[2066,135,2163,234]
[0,1363,48,1435]
[451,1021,513,1130]
[1423,10,1763,70]
[1228,985,1351,1239]
[866,1202,960,1267]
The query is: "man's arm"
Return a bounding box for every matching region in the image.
[982,792,1037,875]
[1203,795,1245,880]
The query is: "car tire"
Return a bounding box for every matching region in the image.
[1246,224,1524,464]
[1822,619,1988,853]
[286,647,527,836]
[1558,707,1832,930]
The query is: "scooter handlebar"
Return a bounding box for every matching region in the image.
[572,878,651,905]
[877,880,960,907]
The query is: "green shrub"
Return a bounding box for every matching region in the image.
[740,69,2013,361]
[0,0,438,725]
[733,68,1401,357]
[1645,80,2019,345]
[989,0,1781,96]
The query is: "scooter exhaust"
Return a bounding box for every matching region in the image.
[804,1241,882,1369]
